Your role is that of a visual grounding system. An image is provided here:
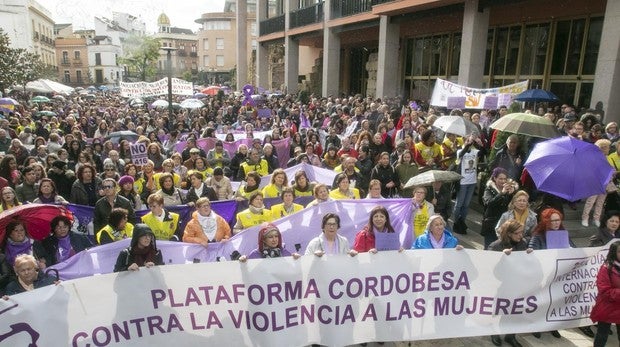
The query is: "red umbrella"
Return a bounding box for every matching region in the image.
[0,204,73,246]
[201,86,220,96]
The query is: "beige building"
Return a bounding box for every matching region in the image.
[54,24,90,87]
[154,13,199,80]
[195,0,258,85]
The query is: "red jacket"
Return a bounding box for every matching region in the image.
[590,263,620,324]
[353,228,375,253]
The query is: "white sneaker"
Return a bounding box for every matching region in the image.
[581,219,589,227]
[594,220,601,227]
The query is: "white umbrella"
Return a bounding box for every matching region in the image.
[151,99,169,108]
[403,170,463,188]
[180,99,204,109]
[433,116,478,137]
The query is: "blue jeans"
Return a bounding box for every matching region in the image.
[453,183,476,221]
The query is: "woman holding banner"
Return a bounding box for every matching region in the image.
[411,215,462,250]
[238,224,300,261]
[305,213,357,257]
[487,219,533,347]
[590,240,620,347]
[528,208,575,339]
[113,224,163,272]
[353,206,398,253]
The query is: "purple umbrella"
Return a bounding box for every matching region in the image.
[524,136,614,201]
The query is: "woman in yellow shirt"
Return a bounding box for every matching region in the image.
[234,192,274,234]
[140,194,180,241]
[329,172,360,200]
[235,171,261,201]
[271,187,303,218]
[262,168,289,198]
[292,170,315,197]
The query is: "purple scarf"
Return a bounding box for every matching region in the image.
[38,194,56,204]
[5,238,33,266]
[56,235,74,263]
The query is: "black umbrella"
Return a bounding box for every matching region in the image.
[106,131,139,144]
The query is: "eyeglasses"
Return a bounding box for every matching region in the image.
[550,219,562,222]
[325,222,338,227]
[105,168,115,171]
[102,185,115,189]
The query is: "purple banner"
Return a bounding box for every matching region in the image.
[483,96,499,110]
[52,199,413,280]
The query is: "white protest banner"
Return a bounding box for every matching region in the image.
[120,78,193,98]
[430,78,528,109]
[130,142,148,166]
[1,244,610,346]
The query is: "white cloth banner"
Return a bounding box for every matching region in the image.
[430,78,529,109]
[120,78,193,98]
[1,244,611,346]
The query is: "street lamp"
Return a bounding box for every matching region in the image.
[160,46,177,118]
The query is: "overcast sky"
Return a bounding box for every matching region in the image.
[45,0,226,33]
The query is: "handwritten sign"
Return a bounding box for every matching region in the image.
[130,142,148,166]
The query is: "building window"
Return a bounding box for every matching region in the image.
[191,44,197,53]
[95,69,103,83]
[74,51,80,60]
[180,43,185,51]
[216,55,224,67]
[76,70,82,84]
[206,20,231,30]
[204,55,210,67]
[216,38,224,50]
[64,71,70,83]
[62,51,69,64]
[95,53,102,65]
[251,22,257,36]
[203,39,209,50]
[251,40,257,51]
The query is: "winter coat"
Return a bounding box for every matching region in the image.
[69,178,102,206]
[590,263,620,324]
[370,164,400,198]
[589,228,620,247]
[183,211,231,245]
[412,229,459,249]
[481,180,513,237]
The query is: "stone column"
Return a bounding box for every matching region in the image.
[284,0,299,94]
[236,0,248,90]
[458,0,489,87]
[256,0,269,89]
[322,0,340,97]
[591,0,620,123]
[376,15,400,98]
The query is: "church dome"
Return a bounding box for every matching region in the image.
[157,12,170,26]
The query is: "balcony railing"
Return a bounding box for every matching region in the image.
[260,14,285,36]
[330,0,393,19]
[290,1,324,29]
[178,50,187,57]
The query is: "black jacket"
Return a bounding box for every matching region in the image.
[93,195,136,235]
[186,185,218,203]
[114,224,163,272]
[481,181,514,237]
[33,232,92,266]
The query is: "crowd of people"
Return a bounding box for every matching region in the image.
[0,89,618,346]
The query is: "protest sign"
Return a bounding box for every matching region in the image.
[430,78,528,109]
[3,244,610,346]
[130,142,148,166]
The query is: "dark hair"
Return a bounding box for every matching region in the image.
[280,186,295,199]
[497,219,524,245]
[600,210,620,231]
[248,191,264,205]
[6,219,26,239]
[321,213,340,229]
[421,129,435,143]
[21,165,35,176]
[37,178,58,197]
[77,163,97,181]
[334,172,349,186]
[490,167,509,180]
[50,215,72,235]
[190,171,204,181]
[366,206,395,233]
[108,208,129,229]
[604,240,620,277]
[158,172,174,187]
